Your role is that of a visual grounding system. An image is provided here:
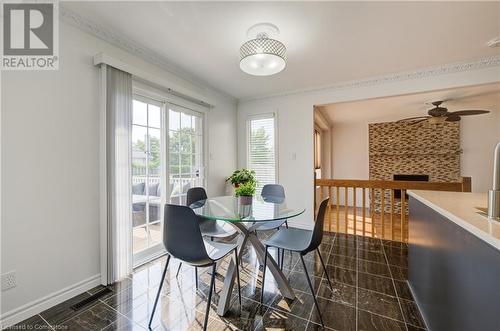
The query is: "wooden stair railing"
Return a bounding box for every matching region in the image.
[314,177,471,242]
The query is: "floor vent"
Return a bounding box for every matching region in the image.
[70,287,113,311]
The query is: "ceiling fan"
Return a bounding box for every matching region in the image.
[398,101,490,124]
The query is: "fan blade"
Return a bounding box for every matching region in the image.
[397,116,430,122]
[445,114,461,122]
[449,110,490,116]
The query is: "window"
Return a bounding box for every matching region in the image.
[131,96,164,259]
[247,114,277,193]
[168,104,204,206]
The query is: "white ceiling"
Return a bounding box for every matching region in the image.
[317,82,500,124]
[64,1,500,99]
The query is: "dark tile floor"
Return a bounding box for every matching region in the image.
[5,233,427,331]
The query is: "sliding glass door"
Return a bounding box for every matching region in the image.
[131,96,165,264]
[131,95,205,265]
[168,105,204,205]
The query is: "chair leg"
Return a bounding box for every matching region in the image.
[317,249,333,291]
[300,254,324,328]
[285,220,289,229]
[175,262,182,278]
[282,249,285,270]
[203,264,216,331]
[195,267,198,290]
[148,255,171,329]
[234,248,242,309]
[276,248,280,268]
[260,246,269,305]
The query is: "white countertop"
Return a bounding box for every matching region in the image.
[408,190,500,251]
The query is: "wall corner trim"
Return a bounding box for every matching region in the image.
[241,55,500,102]
[60,4,236,103]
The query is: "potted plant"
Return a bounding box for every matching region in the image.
[226,169,256,188]
[234,181,256,205]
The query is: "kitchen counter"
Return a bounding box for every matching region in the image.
[407,190,500,250]
[407,191,500,331]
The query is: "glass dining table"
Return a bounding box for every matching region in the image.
[190,195,305,316]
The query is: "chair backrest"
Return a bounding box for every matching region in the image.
[304,197,329,254]
[163,204,211,265]
[186,187,208,206]
[261,184,285,199]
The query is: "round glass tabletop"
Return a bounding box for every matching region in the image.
[190,195,305,222]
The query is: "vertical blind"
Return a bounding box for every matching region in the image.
[248,114,276,192]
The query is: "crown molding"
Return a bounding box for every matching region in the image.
[59,5,237,103]
[240,55,500,102]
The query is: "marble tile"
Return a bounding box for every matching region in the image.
[327,253,357,271]
[324,265,357,286]
[257,308,309,331]
[13,234,430,331]
[406,324,427,331]
[389,266,408,281]
[40,291,97,326]
[393,280,414,301]
[146,296,215,331]
[357,309,407,331]
[58,302,121,330]
[358,259,392,278]
[383,244,408,257]
[309,297,356,331]
[357,238,384,253]
[217,297,266,331]
[358,272,397,296]
[382,240,408,250]
[4,315,51,330]
[385,253,408,268]
[358,249,387,264]
[331,243,357,257]
[104,285,156,317]
[268,290,314,320]
[400,299,427,329]
[286,270,323,294]
[293,254,324,275]
[357,288,404,321]
[316,279,356,307]
[101,318,146,331]
[90,277,144,302]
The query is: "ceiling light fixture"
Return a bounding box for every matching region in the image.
[239,23,286,76]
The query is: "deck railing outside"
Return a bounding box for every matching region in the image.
[314,177,471,242]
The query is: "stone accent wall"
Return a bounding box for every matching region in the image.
[368,121,461,213]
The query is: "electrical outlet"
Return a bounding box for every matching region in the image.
[1,270,17,291]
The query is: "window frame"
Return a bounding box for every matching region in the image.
[314,129,322,170]
[246,112,279,189]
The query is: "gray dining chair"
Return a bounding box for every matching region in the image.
[149,204,242,331]
[176,187,237,283]
[254,184,288,268]
[259,198,332,328]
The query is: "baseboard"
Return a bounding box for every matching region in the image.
[0,274,101,328]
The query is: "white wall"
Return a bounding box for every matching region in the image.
[237,64,500,229]
[1,22,237,323]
